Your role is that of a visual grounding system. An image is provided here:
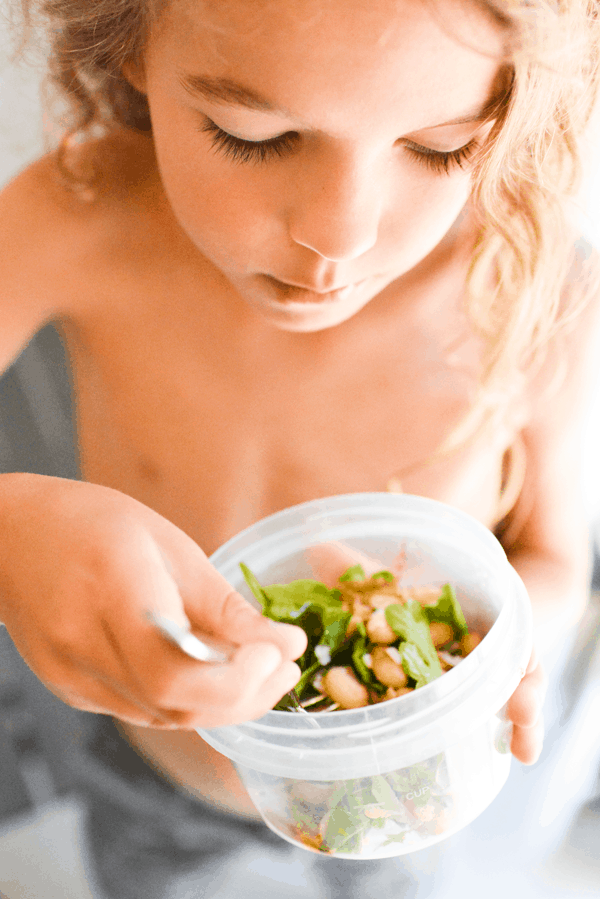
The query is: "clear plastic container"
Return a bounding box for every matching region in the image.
[198,493,532,859]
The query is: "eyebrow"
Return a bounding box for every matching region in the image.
[179,74,286,114]
[179,73,503,129]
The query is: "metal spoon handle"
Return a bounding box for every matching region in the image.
[146,610,231,663]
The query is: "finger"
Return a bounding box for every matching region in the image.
[511,714,545,765]
[506,663,547,728]
[526,645,539,676]
[306,541,384,587]
[180,643,301,728]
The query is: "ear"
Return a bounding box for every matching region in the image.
[122,58,147,95]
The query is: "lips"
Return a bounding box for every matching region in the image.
[263,275,365,303]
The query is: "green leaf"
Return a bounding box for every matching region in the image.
[351,630,372,686]
[422,583,468,637]
[382,832,409,846]
[322,805,367,854]
[385,600,442,678]
[288,604,323,647]
[264,580,342,620]
[370,775,404,811]
[370,570,395,583]
[239,562,270,611]
[401,642,435,687]
[293,660,322,700]
[339,565,366,582]
[321,609,352,654]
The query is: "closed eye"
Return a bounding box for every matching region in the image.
[199,117,479,175]
[199,118,300,164]
[403,140,478,175]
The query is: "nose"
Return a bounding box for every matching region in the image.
[287,149,383,262]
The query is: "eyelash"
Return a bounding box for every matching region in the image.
[199,118,477,175]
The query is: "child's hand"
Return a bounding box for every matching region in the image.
[0,474,307,730]
[505,646,547,764]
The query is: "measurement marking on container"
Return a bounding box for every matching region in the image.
[406,787,430,800]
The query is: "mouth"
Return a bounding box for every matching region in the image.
[262,275,367,304]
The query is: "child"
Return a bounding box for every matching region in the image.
[1,0,599,895]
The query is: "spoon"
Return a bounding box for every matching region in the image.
[147,610,320,727]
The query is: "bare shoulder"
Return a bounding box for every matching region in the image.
[0,128,162,372]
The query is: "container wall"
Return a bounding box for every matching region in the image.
[234,713,512,860]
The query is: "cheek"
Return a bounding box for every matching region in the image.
[151,117,279,255]
[385,171,471,266]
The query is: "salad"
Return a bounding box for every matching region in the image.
[238,557,486,856]
[240,561,482,712]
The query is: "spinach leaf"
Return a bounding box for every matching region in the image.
[320,608,352,654]
[422,583,468,637]
[401,642,436,687]
[264,579,342,620]
[385,600,442,678]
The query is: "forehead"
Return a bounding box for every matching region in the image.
[151,0,507,130]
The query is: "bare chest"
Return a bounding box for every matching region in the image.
[60,280,521,555]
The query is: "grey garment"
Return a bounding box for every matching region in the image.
[0,322,78,480]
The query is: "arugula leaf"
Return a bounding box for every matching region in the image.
[385,600,442,678]
[422,583,468,637]
[339,565,366,582]
[401,642,436,687]
[240,562,270,611]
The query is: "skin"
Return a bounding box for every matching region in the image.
[0,0,597,816]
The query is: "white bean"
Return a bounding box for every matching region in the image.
[365,608,397,644]
[321,666,370,709]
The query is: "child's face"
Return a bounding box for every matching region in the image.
[135,0,506,332]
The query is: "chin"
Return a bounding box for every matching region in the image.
[253,300,368,333]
